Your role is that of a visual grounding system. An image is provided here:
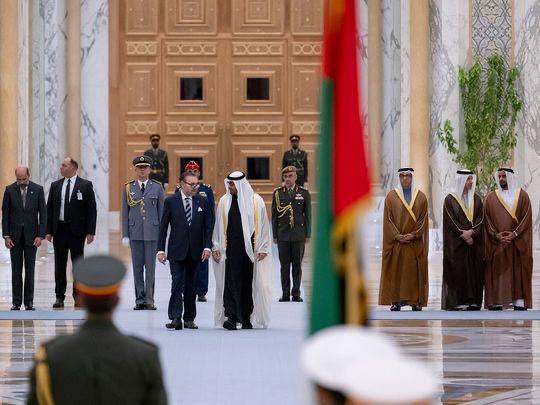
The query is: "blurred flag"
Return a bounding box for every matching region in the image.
[310,0,371,334]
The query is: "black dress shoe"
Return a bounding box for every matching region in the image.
[514,306,527,311]
[25,305,35,311]
[10,305,20,311]
[411,305,422,311]
[488,305,503,311]
[133,304,145,310]
[165,319,182,330]
[466,305,481,311]
[197,295,207,302]
[52,299,64,309]
[223,320,237,330]
[279,296,290,302]
[184,321,198,329]
[292,296,303,302]
[242,322,253,330]
[145,304,157,310]
[390,304,401,311]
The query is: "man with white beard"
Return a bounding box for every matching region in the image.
[211,171,273,330]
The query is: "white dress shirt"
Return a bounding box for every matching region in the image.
[60,175,77,221]
[138,179,148,191]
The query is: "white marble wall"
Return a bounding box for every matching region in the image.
[31,0,67,195]
[399,0,410,170]
[428,0,469,250]
[18,0,30,166]
[515,0,540,248]
[80,0,109,211]
[381,0,402,193]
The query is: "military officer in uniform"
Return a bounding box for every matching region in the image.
[183,160,215,302]
[272,166,311,302]
[144,134,169,189]
[27,255,167,405]
[122,155,164,310]
[282,135,308,187]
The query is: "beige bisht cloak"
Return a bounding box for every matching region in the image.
[379,189,429,306]
[484,188,533,308]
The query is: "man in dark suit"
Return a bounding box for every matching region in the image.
[27,255,167,405]
[46,157,97,308]
[2,166,46,310]
[157,172,212,330]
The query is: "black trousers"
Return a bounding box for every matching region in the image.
[278,240,305,298]
[10,232,37,306]
[224,247,253,323]
[53,222,85,300]
[168,256,198,321]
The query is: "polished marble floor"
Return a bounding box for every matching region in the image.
[0,215,540,404]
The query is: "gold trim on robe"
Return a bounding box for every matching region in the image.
[450,193,474,223]
[495,189,521,222]
[393,188,419,222]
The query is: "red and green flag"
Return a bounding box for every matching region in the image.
[310,0,372,334]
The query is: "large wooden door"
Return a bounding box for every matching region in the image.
[109,0,322,210]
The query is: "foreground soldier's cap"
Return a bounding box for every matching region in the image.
[133,155,152,167]
[73,255,126,297]
[281,166,297,175]
[150,134,161,141]
[300,326,438,404]
[290,135,300,141]
[185,160,200,172]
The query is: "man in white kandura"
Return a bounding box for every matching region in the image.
[211,171,273,330]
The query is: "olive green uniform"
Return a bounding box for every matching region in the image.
[282,149,308,186]
[27,319,167,405]
[271,185,311,298]
[144,148,169,186]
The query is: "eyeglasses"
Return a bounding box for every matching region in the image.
[182,181,199,188]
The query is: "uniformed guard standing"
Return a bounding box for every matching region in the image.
[282,135,308,187]
[144,134,169,189]
[122,156,164,310]
[183,161,215,302]
[27,255,167,405]
[272,166,311,302]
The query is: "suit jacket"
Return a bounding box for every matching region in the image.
[46,177,97,238]
[157,193,212,261]
[1,181,47,245]
[27,319,167,405]
[271,185,311,242]
[122,179,164,241]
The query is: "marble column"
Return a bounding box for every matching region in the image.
[409,0,430,196]
[18,0,31,167]
[367,0,382,189]
[66,0,81,162]
[32,0,67,195]
[0,0,19,189]
[399,0,410,169]
[81,0,109,211]
[428,0,469,250]
[514,0,540,248]
[380,0,403,193]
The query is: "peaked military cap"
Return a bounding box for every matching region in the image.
[184,160,200,171]
[289,135,300,141]
[150,133,161,141]
[133,155,153,167]
[73,255,126,297]
[281,165,297,175]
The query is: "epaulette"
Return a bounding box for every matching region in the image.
[273,187,281,192]
[125,180,134,186]
[151,179,162,185]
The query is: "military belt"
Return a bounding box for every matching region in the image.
[151,169,164,174]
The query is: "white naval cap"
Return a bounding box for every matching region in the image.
[300,326,439,404]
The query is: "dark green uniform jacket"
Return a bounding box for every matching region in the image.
[282,149,308,186]
[144,148,169,185]
[271,185,311,242]
[27,319,167,405]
